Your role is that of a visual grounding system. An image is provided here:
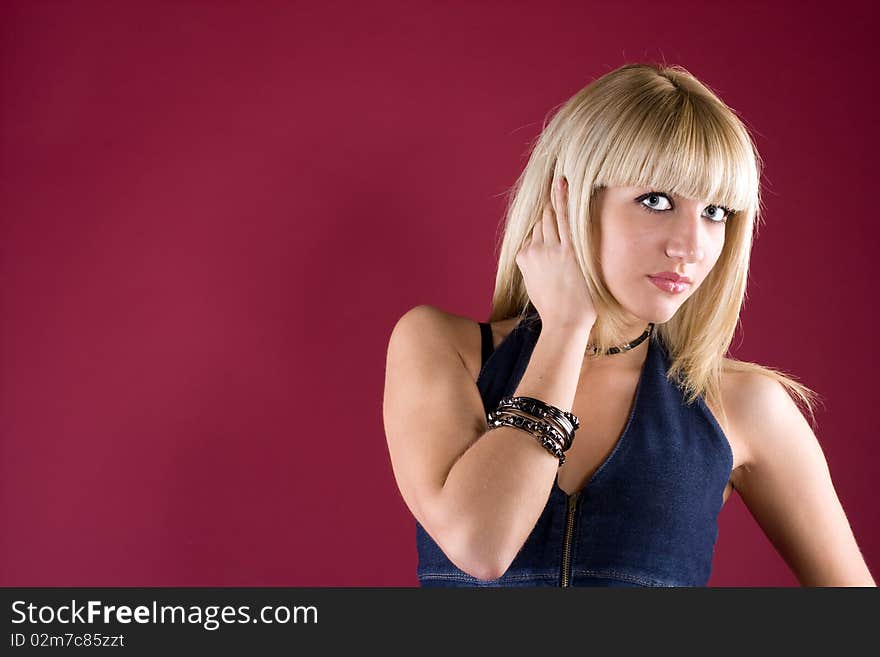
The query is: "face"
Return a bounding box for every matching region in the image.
[593,185,730,326]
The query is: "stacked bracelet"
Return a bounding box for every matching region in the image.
[486,396,580,466]
[497,396,579,448]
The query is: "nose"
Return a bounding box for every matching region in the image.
[664,205,707,264]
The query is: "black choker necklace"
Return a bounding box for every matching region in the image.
[524,305,654,356]
[586,323,654,356]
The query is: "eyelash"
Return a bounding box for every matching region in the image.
[636,192,733,224]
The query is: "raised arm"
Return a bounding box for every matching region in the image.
[382,304,592,580]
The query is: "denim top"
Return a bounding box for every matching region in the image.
[415,309,733,587]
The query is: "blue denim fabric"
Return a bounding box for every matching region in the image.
[416,309,733,587]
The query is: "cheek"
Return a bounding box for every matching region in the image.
[599,232,648,286]
[602,229,647,266]
[705,236,726,272]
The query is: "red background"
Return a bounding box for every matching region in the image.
[1,0,877,586]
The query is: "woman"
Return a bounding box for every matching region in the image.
[382,63,876,587]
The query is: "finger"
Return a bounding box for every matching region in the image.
[555,177,570,246]
[542,195,560,243]
[531,216,543,245]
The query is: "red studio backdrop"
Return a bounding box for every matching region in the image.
[1,1,877,587]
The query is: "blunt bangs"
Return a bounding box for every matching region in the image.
[591,89,758,215]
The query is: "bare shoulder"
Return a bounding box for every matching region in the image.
[390,305,519,382]
[389,304,468,362]
[718,367,806,485]
[390,304,456,343]
[721,368,799,432]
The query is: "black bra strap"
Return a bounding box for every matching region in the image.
[478,322,494,368]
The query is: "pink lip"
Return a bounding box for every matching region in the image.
[649,271,692,284]
[647,275,691,294]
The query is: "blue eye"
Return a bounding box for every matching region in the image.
[636,192,731,224]
[703,205,731,223]
[640,193,673,212]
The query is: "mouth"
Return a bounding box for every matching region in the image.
[647,275,691,294]
[649,271,693,284]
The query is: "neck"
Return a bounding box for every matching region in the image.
[582,322,652,371]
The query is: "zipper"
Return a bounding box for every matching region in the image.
[560,491,580,587]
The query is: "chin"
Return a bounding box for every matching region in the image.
[621,297,681,326]
[651,307,679,324]
[611,278,696,327]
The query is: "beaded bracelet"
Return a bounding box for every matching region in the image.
[486,409,568,465]
[489,408,571,456]
[486,396,581,466]
[494,396,580,450]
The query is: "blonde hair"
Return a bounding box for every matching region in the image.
[489,62,820,432]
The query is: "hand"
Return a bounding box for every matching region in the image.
[515,176,597,330]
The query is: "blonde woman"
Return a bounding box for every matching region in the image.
[382,63,876,587]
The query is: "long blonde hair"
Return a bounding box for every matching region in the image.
[489,62,820,431]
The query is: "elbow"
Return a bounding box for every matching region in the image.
[422,486,516,582]
[457,546,508,582]
[439,516,513,582]
[445,540,509,582]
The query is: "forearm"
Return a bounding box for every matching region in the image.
[439,321,591,580]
